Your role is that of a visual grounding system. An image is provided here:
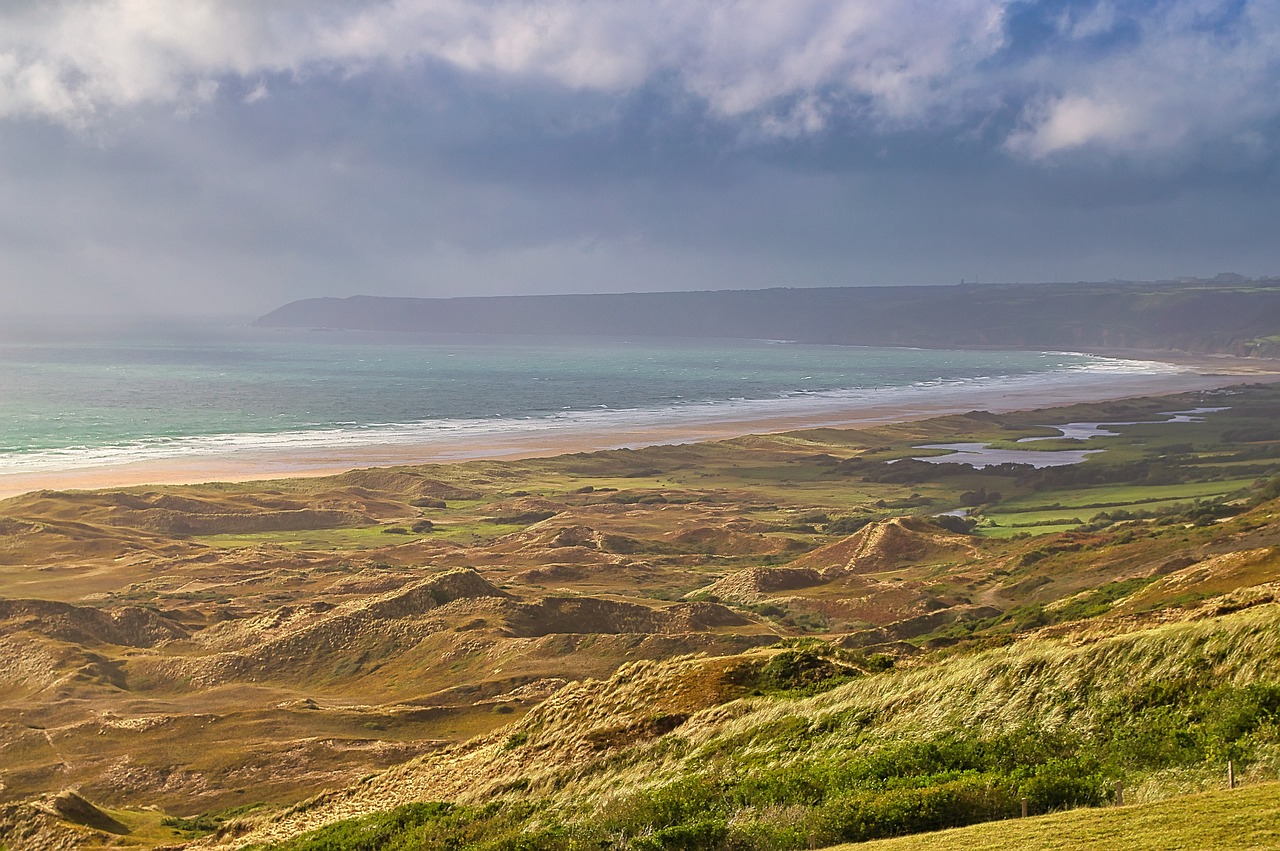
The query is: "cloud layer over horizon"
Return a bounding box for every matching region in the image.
[2,0,1278,317]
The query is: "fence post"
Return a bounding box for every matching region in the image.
[1021,797,1028,818]
[1115,781,1124,806]
[1228,760,1236,790]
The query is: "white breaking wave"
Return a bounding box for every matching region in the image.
[0,354,1188,474]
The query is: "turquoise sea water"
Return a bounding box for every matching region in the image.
[0,326,1178,474]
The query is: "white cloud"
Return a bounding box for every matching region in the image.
[1004,3,1280,159]
[1008,94,1138,157]
[0,1,1006,122]
[243,81,268,104]
[0,0,1276,160]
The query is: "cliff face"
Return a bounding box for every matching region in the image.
[256,280,1280,355]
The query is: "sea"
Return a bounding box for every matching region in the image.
[0,324,1184,476]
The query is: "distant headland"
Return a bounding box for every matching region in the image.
[257,277,1280,357]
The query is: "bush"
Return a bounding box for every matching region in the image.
[933,514,977,535]
[162,813,223,835]
[826,517,872,535]
[482,510,557,525]
[724,647,857,697]
[1018,757,1108,811]
[636,818,728,850]
[817,777,1016,843]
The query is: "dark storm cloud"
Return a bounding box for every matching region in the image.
[0,1,1277,317]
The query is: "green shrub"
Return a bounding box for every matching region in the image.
[638,818,729,850]
[162,813,223,835]
[817,777,1015,843]
[482,510,558,525]
[826,517,872,535]
[724,647,858,697]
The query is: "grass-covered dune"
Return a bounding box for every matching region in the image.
[204,597,1280,849]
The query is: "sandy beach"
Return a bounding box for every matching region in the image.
[2,352,1275,500]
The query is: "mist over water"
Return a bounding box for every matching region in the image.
[0,326,1180,474]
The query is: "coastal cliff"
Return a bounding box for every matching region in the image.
[257,279,1280,357]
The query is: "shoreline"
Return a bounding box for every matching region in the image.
[2,352,1277,499]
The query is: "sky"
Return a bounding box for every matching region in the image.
[1,0,1279,319]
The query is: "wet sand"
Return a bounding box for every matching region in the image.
[2,354,1276,499]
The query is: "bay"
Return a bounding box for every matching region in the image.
[0,324,1178,474]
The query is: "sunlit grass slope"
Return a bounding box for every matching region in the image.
[212,600,1280,849]
[839,782,1280,851]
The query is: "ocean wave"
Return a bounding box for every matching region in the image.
[0,354,1191,474]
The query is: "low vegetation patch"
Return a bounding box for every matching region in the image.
[481,510,559,525]
[721,644,862,697]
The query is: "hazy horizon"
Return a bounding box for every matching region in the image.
[2,2,1279,320]
[4,271,1269,331]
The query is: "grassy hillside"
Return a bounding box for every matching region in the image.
[208,602,1280,849]
[842,782,1280,851]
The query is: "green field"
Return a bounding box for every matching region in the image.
[978,522,1083,538]
[982,478,1257,532]
[993,478,1258,513]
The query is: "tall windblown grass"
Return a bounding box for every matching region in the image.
[230,603,1280,850]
